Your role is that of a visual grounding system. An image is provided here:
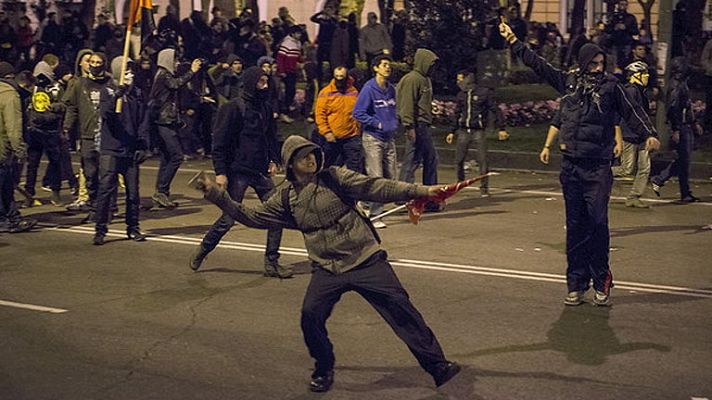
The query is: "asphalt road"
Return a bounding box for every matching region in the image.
[2,159,712,400]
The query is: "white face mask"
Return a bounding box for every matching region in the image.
[123,71,134,86]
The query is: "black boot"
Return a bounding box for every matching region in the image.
[189,246,209,271]
[93,232,105,246]
[432,361,461,387]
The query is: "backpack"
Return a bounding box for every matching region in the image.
[280,169,381,244]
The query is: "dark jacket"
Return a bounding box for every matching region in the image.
[99,83,150,157]
[62,74,110,140]
[452,74,504,132]
[513,41,656,159]
[619,83,650,144]
[211,66,279,177]
[666,58,695,131]
[149,48,194,126]
[396,48,438,127]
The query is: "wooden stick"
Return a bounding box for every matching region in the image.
[115,24,134,113]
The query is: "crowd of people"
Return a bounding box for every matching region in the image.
[0,2,710,393]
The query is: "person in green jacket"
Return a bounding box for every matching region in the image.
[192,135,461,393]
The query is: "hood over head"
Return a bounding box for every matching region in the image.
[670,56,689,77]
[111,56,133,83]
[32,61,55,81]
[157,48,176,75]
[74,48,93,76]
[577,43,606,74]
[240,66,268,101]
[457,73,475,91]
[413,48,439,77]
[281,135,324,181]
[0,61,15,78]
[226,53,242,66]
[257,55,275,68]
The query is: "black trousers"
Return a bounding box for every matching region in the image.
[155,125,184,194]
[80,139,100,207]
[301,250,448,376]
[560,156,613,294]
[652,125,694,198]
[25,130,61,195]
[95,155,140,234]
[0,160,20,226]
[319,134,363,173]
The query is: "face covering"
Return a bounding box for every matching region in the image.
[123,71,134,86]
[89,65,105,78]
[334,78,347,93]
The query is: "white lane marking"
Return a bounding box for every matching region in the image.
[690,397,709,400]
[41,225,712,299]
[0,300,69,314]
[464,186,712,207]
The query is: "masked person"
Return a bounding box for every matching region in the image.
[149,48,202,208]
[92,57,150,245]
[650,57,702,203]
[193,134,461,393]
[315,65,362,172]
[611,61,654,208]
[499,21,660,306]
[190,66,289,278]
[62,51,112,223]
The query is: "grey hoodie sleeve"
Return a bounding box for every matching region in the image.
[329,166,430,203]
[205,186,296,230]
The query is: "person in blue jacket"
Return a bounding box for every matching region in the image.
[352,55,399,228]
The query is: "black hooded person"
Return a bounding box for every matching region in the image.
[650,57,703,203]
[499,21,660,307]
[189,66,289,278]
[92,56,151,245]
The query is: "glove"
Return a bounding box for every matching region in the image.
[115,84,128,98]
[134,150,148,164]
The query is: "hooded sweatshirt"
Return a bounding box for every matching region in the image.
[0,79,24,163]
[205,135,430,274]
[396,48,438,127]
[97,56,150,157]
[452,74,504,132]
[149,48,194,125]
[211,66,279,177]
[315,76,360,139]
[513,40,656,159]
[352,77,398,142]
[62,51,110,140]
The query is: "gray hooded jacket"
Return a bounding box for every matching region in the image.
[396,48,438,127]
[205,135,430,273]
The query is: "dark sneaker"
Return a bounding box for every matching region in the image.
[80,211,96,224]
[50,191,62,207]
[433,361,462,387]
[680,195,700,203]
[593,290,611,307]
[9,219,37,233]
[93,233,105,246]
[127,228,147,242]
[564,290,585,306]
[189,247,208,271]
[309,370,334,393]
[264,262,294,279]
[66,199,90,212]
[152,192,177,208]
[651,182,662,197]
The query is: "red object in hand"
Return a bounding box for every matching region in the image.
[405,173,494,225]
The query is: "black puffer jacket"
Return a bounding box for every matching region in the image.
[514,41,657,159]
[211,66,279,177]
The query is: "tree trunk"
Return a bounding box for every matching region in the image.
[637,0,655,33]
[524,0,534,21]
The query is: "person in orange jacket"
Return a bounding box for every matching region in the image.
[314,65,362,172]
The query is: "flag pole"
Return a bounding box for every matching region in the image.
[116,12,136,113]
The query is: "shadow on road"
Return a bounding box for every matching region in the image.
[455,307,670,366]
[610,224,708,238]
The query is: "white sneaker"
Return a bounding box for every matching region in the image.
[279,114,294,124]
[372,220,387,229]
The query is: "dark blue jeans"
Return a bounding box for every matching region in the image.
[200,172,282,263]
[155,125,183,195]
[321,134,363,173]
[398,124,438,185]
[560,157,614,294]
[95,155,141,234]
[652,125,694,199]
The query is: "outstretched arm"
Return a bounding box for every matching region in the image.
[499,21,567,93]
